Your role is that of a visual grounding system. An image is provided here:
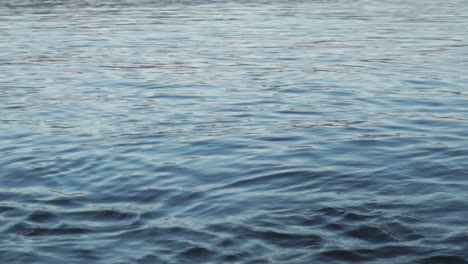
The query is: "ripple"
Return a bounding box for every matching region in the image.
[346,226,399,243]
[1,0,468,262]
[320,249,367,262]
[10,222,93,237]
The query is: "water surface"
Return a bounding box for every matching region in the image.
[1,0,468,263]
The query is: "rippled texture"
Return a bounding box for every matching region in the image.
[1,0,468,263]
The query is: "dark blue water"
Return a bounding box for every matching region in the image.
[1,0,468,263]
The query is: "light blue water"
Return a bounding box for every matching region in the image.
[1,0,468,263]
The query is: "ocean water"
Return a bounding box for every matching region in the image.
[1,0,468,263]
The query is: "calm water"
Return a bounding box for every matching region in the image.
[1,0,468,263]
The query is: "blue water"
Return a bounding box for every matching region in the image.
[1,0,468,263]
